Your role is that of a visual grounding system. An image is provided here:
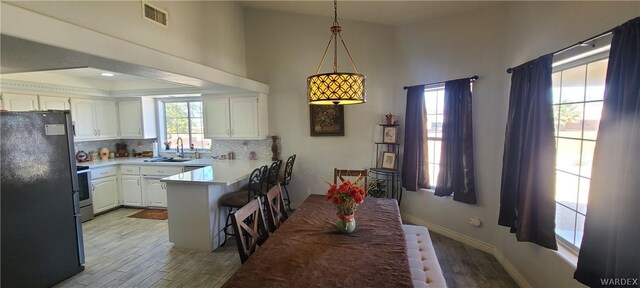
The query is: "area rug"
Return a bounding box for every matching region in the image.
[128,209,168,220]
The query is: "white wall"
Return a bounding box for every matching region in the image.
[7,1,247,77]
[244,8,396,205]
[395,2,640,288]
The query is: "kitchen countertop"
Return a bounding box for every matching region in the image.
[161,160,272,186]
[76,158,216,169]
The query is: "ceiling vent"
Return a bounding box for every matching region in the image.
[142,2,168,27]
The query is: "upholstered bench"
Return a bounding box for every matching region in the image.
[402,224,447,288]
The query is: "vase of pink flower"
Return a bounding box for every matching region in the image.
[326,177,366,234]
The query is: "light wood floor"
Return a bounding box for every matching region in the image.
[54,208,240,288]
[56,208,517,288]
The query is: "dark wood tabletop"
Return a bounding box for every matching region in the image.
[222,194,413,288]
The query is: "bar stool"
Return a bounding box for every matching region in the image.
[219,167,263,246]
[279,154,296,211]
[267,160,282,188]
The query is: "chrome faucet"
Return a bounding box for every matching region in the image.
[176,137,184,158]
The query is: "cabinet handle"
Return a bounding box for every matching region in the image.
[139,128,142,135]
[92,184,95,192]
[137,178,140,185]
[98,129,101,136]
[230,129,234,135]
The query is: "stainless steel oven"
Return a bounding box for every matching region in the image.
[76,166,94,222]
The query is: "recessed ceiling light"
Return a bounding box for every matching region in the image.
[100,72,115,77]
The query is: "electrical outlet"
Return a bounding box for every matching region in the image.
[469,217,482,227]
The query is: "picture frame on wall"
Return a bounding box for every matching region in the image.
[381,152,397,170]
[382,126,398,143]
[309,105,345,136]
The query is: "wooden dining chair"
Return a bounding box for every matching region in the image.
[334,168,368,188]
[264,184,288,232]
[231,197,270,264]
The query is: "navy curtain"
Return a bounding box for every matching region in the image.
[402,86,430,191]
[435,78,477,204]
[498,54,558,250]
[575,17,640,287]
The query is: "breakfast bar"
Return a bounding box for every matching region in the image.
[160,160,271,252]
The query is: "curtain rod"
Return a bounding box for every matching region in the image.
[403,75,478,90]
[506,28,614,74]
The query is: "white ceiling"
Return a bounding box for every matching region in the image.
[242,1,501,26]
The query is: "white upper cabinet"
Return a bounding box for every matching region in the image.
[203,94,268,140]
[1,93,39,111]
[203,97,231,138]
[94,100,118,139]
[118,98,157,139]
[39,95,70,110]
[70,98,118,141]
[70,98,97,141]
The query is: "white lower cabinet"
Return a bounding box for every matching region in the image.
[92,176,119,213]
[144,178,167,207]
[120,175,142,207]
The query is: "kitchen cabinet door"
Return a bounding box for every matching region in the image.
[94,100,118,139]
[92,176,119,213]
[203,98,230,138]
[121,175,142,207]
[70,98,97,141]
[144,178,167,208]
[2,93,39,111]
[39,95,70,110]
[118,98,157,139]
[229,97,259,138]
[118,100,142,138]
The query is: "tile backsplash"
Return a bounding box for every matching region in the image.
[75,138,274,161]
[74,139,156,155]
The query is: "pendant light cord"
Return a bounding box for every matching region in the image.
[313,0,360,75]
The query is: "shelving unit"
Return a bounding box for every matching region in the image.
[369,124,402,204]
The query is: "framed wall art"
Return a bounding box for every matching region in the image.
[382,126,398,143]
[309,105,344,136]
[381,152,397,170]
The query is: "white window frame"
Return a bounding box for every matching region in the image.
[157,98,210,152]
[423,84,446,192]
[552,50,609,252]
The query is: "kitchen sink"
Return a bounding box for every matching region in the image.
[144,157,191,163]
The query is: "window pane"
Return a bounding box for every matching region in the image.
[427,116,437,138]
[166,117,189,134]
[553,104,560,136]
[575,214,586,247]
[190,133,210,150]
[586,59,608,101]
[560,65,586,103]
[557,138,582,175]
[165,102,188,118]
[189,102,203,117]
[555,203,577,245]
[434,140,442,165]
[583,102,602,140]
[552,72,561,104]
[556,171,579,211]
[436,90,445,114]
[578,177,590,214]
[433,115,443,138]
[580,141,596,178]
[425,90,438,114]
[557,103,584,138]
[431,163,439,188]
[427,140,435,164]
[190,118,204,134]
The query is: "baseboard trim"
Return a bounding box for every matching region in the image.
[401,213,531,288]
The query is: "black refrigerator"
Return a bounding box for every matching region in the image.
[1,111,85,287]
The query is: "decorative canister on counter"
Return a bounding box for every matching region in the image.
[99,148,110,160]
[109,152,115,159]
[249,151,257,160]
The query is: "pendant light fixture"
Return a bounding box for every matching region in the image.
[307,0,366,105]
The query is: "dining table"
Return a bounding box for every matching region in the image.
[222,194,414,287]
